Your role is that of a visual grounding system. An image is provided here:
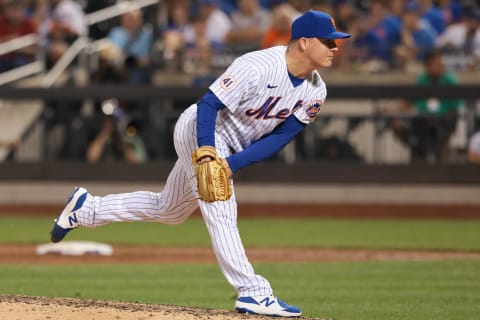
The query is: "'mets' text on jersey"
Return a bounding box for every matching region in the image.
[209,46,327,152]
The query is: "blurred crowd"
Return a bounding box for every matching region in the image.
[1,0,479,77]
[0,0,479,164]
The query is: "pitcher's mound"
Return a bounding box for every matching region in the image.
[0,295,323,320]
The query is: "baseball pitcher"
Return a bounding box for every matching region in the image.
[50,10,350,317]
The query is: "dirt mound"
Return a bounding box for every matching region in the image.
[0,295,324,320]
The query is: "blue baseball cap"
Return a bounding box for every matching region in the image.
[291,10,351,40]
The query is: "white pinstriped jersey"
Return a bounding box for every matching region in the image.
[209,45,327,153]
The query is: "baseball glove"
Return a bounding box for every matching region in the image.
[191,146,232,202]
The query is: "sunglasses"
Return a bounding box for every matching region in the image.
[317,38,337,49]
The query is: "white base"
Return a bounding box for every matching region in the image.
[36,241,113,256]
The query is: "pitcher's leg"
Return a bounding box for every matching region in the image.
[173,108,272,297]
[79,161,197,227]
[198,198,273,297]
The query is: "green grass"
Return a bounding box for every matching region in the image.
[1,216,480,319]
[1,260,479,320]
[0,216,480,251]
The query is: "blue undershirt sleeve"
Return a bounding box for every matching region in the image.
[197,90,225,147]
[226,115,306,173]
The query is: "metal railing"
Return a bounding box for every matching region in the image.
[41,37,88,88]
[0,0,159,87]
[0,61,44,86]
[0,0,161,162]
[0,34,38,56]
[43,0,159,87]
[86,0,158,26]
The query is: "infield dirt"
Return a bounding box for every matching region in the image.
[0,295,326,320]
[1,244,480,264]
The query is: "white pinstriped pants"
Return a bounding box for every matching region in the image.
[76,104,273,297]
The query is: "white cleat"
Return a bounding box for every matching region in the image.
[50,187,88,243]
[235,295,302,317]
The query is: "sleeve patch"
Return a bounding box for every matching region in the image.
[220,75,236,90]
[305,100,323,118]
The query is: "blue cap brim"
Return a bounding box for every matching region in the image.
[324,31,351,39]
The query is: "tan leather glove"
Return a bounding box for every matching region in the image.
[191,146,232,202]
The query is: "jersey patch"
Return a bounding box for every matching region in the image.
[220,75,236,90]
[305,100,323,118]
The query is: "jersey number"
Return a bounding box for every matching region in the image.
[221,78,235,89]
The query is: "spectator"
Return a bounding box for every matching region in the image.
[90,40,126,85]
[199,0,232,51]
[436,6,480,72]
[394,1,437,72]
[183,15,217,84]
[190,37,216,86]
[108,5,154,84]
[25,0,49,29]
[0,0,37,73]
[89,39,127,118]
[224,0,271,53]
[437,0,463,24]
[159,4,195,70]
[38,0,87,67]
[196,0,236,16]
[160,0,194,32]
[392,50,462,163]
[46,40,124,162]
[261,3,295,49]
[43,0,87,41]
[83,41,137,159]
[419,0,447,35]
[86,101,147,164]
[335,12,384,72]
[414,50,461,116]
[366,0,402,69]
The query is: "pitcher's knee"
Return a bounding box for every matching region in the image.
[160,210,191,225]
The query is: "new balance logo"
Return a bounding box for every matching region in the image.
[68,212,78,226]
[267,84,278,89]
[259,297,276,307]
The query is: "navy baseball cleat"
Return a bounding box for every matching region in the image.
[50,187,88,243]
[235,295,301,317]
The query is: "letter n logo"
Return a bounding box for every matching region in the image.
[68,213,78,227]
[260,297,275,307]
